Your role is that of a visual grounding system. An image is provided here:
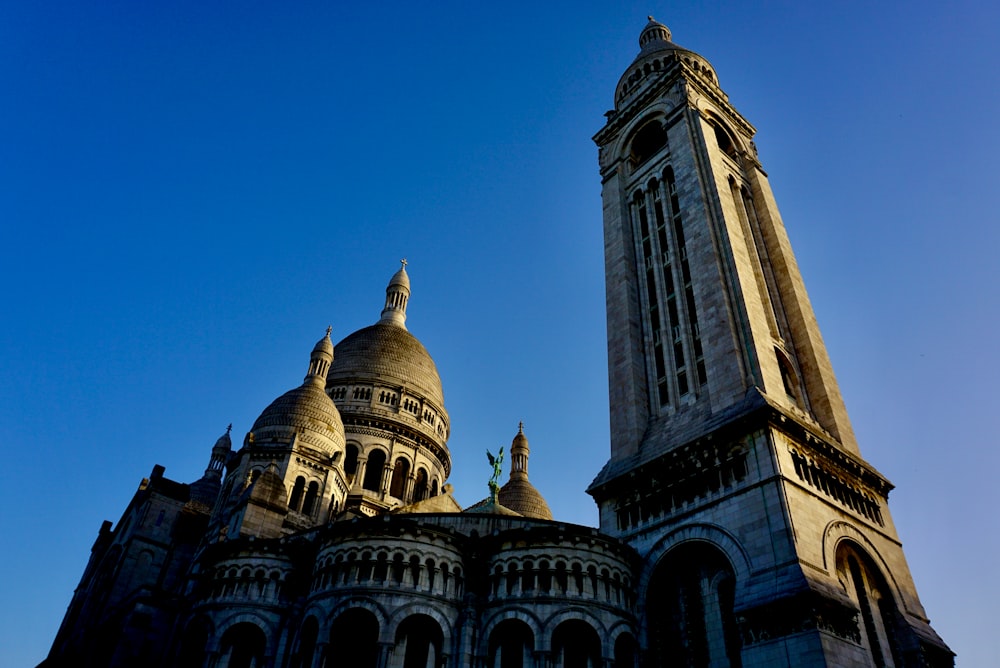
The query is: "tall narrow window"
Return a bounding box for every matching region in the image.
[363,450,386,492]
[665,167,706,391]
[302,481,319,516]
[289,476,305,512]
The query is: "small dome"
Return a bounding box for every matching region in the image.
[388,262,410,290]
[327,323,445,409]
[498,478,552,520]
[313,326,334,357]
[213,427,233,452]
[639,16,673,52]
[614,18,718,107]
[251,383,345,454]
[250,334,346,457]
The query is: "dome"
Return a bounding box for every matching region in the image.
[327,323,445,409]
[614,18,718,108]
[498,478,553,520]
[388,263,410,290]
[251,383,345,452]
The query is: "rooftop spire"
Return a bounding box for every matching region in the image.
[379,259,411,328]
[304,327,334,386]
[509,421,530,480]
[639,16,672,48]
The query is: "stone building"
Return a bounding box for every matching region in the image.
[44,19,951,668]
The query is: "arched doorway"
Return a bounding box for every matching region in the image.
[218,622,267,668]
[646,542,742,667]
[487,618,534,668]
[394,614,444,668]
[613,631,637,668]
[329,608,380,668]
[551,619,601,668]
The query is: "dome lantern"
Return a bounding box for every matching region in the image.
[379,259,411,328]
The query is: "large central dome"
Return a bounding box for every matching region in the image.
[327,322,444,408]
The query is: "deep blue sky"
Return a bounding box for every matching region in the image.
[3,2,997,665]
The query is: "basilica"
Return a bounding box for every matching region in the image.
[44,19,953,668]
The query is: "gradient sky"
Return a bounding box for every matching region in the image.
[2,2,998,665]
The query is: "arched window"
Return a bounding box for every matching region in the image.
[345,444,359,477]
[218,622,266,668]
[329,609,379,668]
[430,479,439,497]
[551,619,602,668]
[629,120,668,167]
[413,468,429,501]
[613,632,637,668]
[711,120,739,159]
[775,348,804,407]
[647,542,742,667]
[302,481,320,516]
[837,543,903,667]
[394,614,444,668]
[488,618,534,668]
[289,476,305,512]
[389,457,410,499]
[363,449,387,492]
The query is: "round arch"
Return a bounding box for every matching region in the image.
[320,596,390,640]
[538,607,609,654]
[638,523,751,601]
[385,600,454,646]
[644,540,742,667]
[822,520,909,614]
[479,605,544,656]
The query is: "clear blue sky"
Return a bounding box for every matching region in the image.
[2,2,997,665]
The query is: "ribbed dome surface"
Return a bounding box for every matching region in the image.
[498,478,553,520]
[327,323,445,408]
[251,384,344,449]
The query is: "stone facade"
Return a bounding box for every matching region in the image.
[44,19,950,668]
[588,18,951,668]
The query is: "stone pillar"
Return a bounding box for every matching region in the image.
[355,457,368,491]
[377,641,394,668]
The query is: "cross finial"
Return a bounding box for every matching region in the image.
[325,325,332,336]
[518,421,524,433]
[400,258,408,268]
[648,15,654,21]
[226,423,232,434]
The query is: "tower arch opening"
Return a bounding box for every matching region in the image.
[646,542,742,667]
[628,119,668,168]
[836,541,903,667]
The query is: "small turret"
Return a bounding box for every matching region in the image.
[379,259,411,328]
[189,425,233,507]
[304,326,334,387]
[498,423,553,520]
[205,424,233,481]
[509,421,529,480]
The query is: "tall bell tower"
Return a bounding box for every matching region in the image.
[588,18,952,667]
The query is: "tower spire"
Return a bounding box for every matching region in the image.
[379,259,411,328]
[509,420,530,480]
[203,424,232,481]
[304,327,334,386]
